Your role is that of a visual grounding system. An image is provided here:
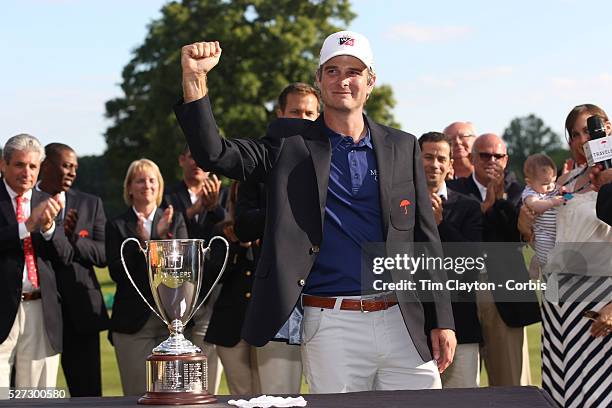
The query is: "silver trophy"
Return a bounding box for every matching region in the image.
[121,237,228,405]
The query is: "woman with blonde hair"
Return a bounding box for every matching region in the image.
[105,158,187,396]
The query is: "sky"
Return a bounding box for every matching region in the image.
[2,0,612,155]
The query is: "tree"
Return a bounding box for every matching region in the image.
[502,114,566,179]
[365,84,400,128]
[105,0,397,192]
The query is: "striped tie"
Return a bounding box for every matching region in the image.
[15,195,39,288]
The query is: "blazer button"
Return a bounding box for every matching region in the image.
[245,292,252,299]
[245,270,252,277]
[298,279,306,287]
[309,246,320,255]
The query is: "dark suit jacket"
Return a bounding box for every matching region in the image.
[163,181,226,241]
[437,188,483,344]
[175,96,454,362]
[106,208,188,334]
[596,183,612,226]
[0,182,71,352]
[205,240,257,347]
[234,179,266,243]
[448,175,541,327]
[53,189,109,334]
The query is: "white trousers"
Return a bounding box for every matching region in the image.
[0,299,59,388]
[300,299,440,393]
[256,341,302,394]
[441,343,480,388]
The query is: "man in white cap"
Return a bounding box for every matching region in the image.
[174,30,456,392]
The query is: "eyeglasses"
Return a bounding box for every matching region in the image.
[451,133,476,140]
[477,152,507,161]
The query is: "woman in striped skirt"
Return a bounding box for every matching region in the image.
[541,104,612,408]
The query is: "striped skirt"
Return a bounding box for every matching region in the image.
[541,275,612,407]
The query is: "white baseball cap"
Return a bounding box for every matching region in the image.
[319,30,374,70]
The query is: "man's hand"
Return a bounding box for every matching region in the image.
[430,328,456,373]
[25,200,48,232]
[64,208,78,239]
[156,205,174,238]
[202,174,222,211]
[181,41,222,102]
[486,162,505,199]
[589,165,612,191]
[39,195,63,232]
[590,303,612,338]
[481,182,498,213]
[430,193,443,225]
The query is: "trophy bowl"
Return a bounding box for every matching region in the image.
[121,237,228,405]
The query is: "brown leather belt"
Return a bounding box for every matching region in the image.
[21,291,42,301]
[303,293,398,312]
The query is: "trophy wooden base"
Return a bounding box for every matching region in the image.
[138,391,217,405]
[138,353,216,405]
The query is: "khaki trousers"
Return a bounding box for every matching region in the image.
[256,341,302,394]
[112,315,167,396]
[217,340,260,395]
[477,292,532,386]
[0,299,59,389]
[441,343,480,388]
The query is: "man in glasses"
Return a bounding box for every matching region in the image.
[449,134,540,387]
[443,122,477,179]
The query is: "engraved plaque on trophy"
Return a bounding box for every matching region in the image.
[121,237,228,405]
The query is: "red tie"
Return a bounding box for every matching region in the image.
[15,195,39,288]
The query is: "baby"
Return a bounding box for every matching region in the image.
[521,154,565,268]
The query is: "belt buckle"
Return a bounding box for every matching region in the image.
[360,299,368,313]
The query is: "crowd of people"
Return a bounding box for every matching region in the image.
[0,30,610,407]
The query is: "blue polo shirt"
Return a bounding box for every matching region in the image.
[303,125,384,296]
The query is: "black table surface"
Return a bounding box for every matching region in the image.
[0,386,558,408]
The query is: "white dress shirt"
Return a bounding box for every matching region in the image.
[3,179,55,293]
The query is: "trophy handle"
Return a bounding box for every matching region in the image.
[187,236,230,322]
[120,237,168,324]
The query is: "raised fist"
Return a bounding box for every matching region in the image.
[181,41,222,76]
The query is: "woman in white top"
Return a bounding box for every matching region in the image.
[541,104,612,408]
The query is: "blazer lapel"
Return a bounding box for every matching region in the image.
[0,182,16,225]
[367,117,393,236]
[466,176,483,202]
[303,117,332,232]
[151,208,163,240]
[125,209,140,239]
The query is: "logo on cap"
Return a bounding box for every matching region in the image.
[339,37,355,46]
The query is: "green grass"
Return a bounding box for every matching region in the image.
[56,267,542,396]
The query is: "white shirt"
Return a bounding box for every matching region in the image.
[437,182,448,201]
[471,173,488,201]
[187,187,199,222]
[3,179,55,293]
[132,206,156,240]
